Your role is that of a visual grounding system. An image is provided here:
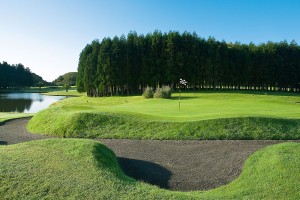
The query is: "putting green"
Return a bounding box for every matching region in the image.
[27,91,300,139]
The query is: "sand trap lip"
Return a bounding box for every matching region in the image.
[0,118,297,191]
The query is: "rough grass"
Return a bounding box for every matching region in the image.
[27,91,300,139]
[0,139,299,199]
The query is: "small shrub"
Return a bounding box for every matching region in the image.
[143,86,154,98]
[154,86,172,99]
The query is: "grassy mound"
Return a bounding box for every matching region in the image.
[1,139,299,199]
[27,91,300,139]
[28,110,300,139]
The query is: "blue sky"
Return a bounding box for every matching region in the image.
[1,0,299,81]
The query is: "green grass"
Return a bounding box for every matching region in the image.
[0,86,64,93]
[0,86,83,96]
[27,91,300,139]
[1,139,299,199]
[42,89,85,97]
[0,112,33,123]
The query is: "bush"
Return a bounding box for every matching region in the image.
[143,86,154,98]
[154,86,172,99]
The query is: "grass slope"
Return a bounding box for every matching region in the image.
[27,91,300,139]
[0,139,299,199]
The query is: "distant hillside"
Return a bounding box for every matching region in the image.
[53,72,77,86]
[32,73,51,86]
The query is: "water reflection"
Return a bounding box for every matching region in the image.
[0,93,66,113]
[0,98,32,112]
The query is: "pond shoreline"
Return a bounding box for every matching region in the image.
[0,92,66,113]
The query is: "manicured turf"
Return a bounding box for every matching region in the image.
[27,91,300,139]
[0,112,32,123]
[0,86,83,96]
[0,139,299,199]
[0,86,65,93]
[43,89,85,97]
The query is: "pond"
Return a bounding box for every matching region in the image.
[0,93,67,113]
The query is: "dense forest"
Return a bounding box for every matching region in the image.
[77,31,300,97]
[0,61,48,89]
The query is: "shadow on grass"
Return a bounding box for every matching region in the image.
[0,141,7,145]
[118,157,172,189]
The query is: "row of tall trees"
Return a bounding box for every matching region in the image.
[77,31,300,97]
[0,62,33,89]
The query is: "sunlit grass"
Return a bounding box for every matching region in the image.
[27,91,300,139]
[0,86,81,96]
[1,139,299,199]
[0,112,33,123]
[43,89,85,97]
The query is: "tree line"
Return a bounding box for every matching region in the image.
[0,62,33,88]
[0,61,48,89]
[77,31,300,97]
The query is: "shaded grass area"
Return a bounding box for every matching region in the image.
[27,92,300,139]
[0,139,299,199]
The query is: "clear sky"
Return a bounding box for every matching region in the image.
[1,0,299,81]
